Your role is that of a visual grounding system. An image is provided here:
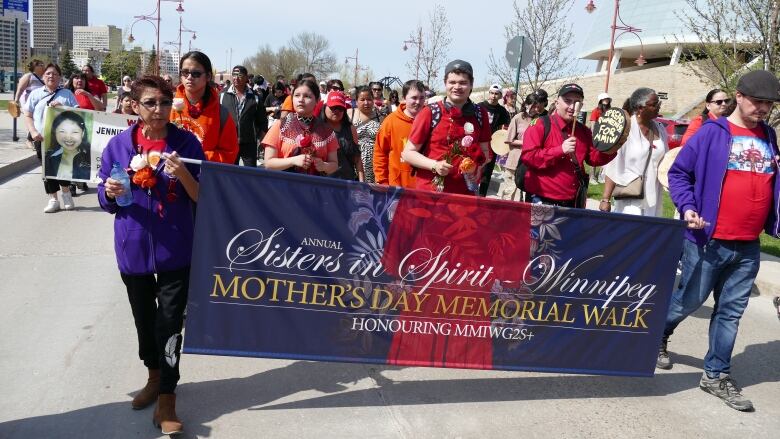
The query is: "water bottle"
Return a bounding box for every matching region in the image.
[110,162,133,207]
[464,172,479,194]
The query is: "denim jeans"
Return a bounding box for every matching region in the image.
[663,238,760,377]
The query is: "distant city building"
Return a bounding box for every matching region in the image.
[73,25,122,52]
[0,8,30,91]
[0,9,30,68]
[159,49,181,78]
[72,49,108,75]
[32,0,88,58]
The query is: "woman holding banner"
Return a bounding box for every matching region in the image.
[262,79,339,175]
[23,63,79,213]
[98,75,205,436]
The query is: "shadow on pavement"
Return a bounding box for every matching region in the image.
[3,339,778,438]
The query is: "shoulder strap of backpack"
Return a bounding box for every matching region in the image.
[541,114,551,144]
[473,103,483,129]
[428,101,443,131]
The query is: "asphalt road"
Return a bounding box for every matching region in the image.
[0,168,778,439]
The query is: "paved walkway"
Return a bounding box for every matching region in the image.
[1,108,777,297]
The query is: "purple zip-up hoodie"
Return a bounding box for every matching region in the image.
[668,116,780,246]
[98,123,206,275]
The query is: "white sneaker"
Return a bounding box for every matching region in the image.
[43,198,60,213]
[61,192,75,210]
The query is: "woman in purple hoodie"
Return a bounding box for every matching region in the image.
[98,75,205,435]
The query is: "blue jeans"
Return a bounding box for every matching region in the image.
[663,238,760,377]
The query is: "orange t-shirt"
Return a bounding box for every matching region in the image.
[171,84,239,164]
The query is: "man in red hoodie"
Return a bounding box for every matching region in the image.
[373,80,426,188]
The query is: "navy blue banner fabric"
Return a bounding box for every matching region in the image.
[183,162,686,377]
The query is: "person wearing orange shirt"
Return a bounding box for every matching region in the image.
[170,51,238,164]
[373,79,426,188]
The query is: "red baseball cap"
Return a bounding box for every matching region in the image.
[327,91,347,109]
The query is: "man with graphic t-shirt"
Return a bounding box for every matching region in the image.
[478,83,511,195]
[662,70,780,412]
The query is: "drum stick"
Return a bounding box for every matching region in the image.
[567,102,582,164]
[571,102,582,136]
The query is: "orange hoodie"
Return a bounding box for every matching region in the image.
[373,103,416,188]
[172,84,239,164]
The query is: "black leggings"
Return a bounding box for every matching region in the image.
[121,267,190,394]
[34,140,69,194]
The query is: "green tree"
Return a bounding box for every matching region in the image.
[144,46,158,75]
[60,48,78,78]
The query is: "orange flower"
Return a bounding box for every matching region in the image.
[132,167,157,189]
[459,157,476,174]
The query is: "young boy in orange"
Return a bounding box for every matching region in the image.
[373,80,426,188]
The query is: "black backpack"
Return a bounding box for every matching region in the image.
[515,115,550,191]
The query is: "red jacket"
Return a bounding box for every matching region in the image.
[521,112,615,201]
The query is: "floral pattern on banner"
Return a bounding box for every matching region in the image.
[335,185,405,354]
[490,203,568,349]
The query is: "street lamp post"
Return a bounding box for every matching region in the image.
[345,49,362,88]
[177,16,196,56]
[402,27,423,80]
[586,0,646,93]
[127,0,185,75]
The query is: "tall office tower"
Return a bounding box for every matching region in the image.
[32,0,88,58]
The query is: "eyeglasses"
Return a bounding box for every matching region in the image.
[180,69,204,79]
[139,99,173,110]
[645,100,662,108]
[709,99,731,105]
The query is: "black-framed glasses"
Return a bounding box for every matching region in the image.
[709,98,731,105]
[180,69,204,78]
[139,99,173,110]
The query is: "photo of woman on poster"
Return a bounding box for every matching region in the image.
[44,110,92,181]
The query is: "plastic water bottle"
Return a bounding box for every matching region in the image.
[464,172,479,194]
[110,162,133,207]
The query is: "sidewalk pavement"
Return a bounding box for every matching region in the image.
[1,109,777,297]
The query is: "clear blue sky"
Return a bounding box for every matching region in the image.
[87,0,599,86]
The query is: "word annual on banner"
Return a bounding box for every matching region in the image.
[183,162,686,377]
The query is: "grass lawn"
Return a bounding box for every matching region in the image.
[586,180,780,257]
[0,100,9,111]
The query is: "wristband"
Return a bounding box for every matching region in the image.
[600,199,611,203]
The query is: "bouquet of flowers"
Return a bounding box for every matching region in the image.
[294,133,322,176]
[431,108,486,192]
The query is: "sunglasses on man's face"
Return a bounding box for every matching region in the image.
[180,69,204,79]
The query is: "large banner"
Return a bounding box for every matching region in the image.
[41,106,138,183]
[184,162,686,377]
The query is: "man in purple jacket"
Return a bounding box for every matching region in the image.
[660,70,780,411]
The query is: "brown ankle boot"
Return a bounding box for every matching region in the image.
[131,368,160,410]
[153,393,183,435]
